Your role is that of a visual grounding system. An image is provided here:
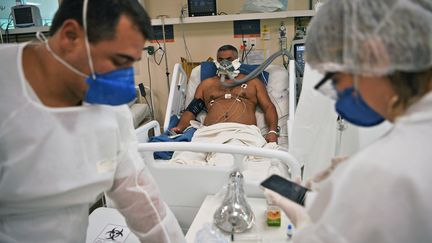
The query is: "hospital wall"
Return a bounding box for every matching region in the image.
[135,0,310,127]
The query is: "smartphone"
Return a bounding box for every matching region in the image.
[260,174,309,206]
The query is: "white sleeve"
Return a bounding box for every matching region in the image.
[106,106,186,243]
[106,167,186,243]
[293,161,422,243]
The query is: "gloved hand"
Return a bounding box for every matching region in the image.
[304,156,348,190]
[264,189,311,229]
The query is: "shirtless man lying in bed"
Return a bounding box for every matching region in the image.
[170,45,279,144]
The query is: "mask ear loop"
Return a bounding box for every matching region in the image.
[36,31,87,78]
[82,0,96,80]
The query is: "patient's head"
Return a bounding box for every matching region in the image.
[217,45,238,62]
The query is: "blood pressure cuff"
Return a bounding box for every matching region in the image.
[185,98,206,116]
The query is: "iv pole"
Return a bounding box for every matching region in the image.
[158,15,171,93]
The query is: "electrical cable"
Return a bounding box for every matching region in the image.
[179,4,195,75]
[153,49,165,65]
[179,5,193,62]
[5,12,13,43]
[0,25,3,44]
[212,95,247,123]
[146,56,156,120]
[244,45,254,64]
[241,32,246,62]
[151,39,165,65]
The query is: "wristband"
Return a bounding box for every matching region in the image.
[267,130,279,137]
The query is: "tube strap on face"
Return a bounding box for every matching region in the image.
[185,98,206,116]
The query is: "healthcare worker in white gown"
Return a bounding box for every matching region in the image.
[0,0,185,242]
[265,0,432,242]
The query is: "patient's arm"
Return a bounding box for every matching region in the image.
[255,79,279,143]
[171,111,195,133]
[171,84,205,133]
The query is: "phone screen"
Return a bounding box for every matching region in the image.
[260,175,309,206]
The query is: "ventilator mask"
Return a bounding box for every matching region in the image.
[215,58,241,79]
[35,0,136,106]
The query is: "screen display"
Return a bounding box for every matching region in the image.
[189,0,216,13]
[14,7,33,24]
[294,44,305,77]
[296,45,305,52]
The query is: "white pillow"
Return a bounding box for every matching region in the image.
[185,65,289,147]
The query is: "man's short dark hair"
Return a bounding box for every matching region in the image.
[50,0,153,43]
[217,45,238,54]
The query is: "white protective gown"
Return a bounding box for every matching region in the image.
[290,64,392,179]
[0,43,186,243]
[295,91,432,242]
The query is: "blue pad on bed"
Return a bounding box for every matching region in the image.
[200,61,269,85]
[149,115,197,159]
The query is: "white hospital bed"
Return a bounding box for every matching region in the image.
[164,62,297,148]
[134,63,301,233]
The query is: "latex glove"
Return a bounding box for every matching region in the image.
[305,156,348,190]
[263,189,311,229]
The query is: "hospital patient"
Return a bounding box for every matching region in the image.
[170,45,280,166]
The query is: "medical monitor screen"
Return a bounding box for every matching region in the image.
[14,7,33,25]
[188,0,217,17]
[294,44,305,77]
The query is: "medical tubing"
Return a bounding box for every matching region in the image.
[146,57,156,120]
[214,98,246,123]
[221,50,302,88]
[159,16,171,92]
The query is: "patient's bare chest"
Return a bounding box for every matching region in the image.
[206,83,252,101]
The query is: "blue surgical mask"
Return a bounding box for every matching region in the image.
[84,67,136,105]
[335,87,385,127]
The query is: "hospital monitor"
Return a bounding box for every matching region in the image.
[187,0,217,17]
[294,43,305,77]
[12,4,42,28]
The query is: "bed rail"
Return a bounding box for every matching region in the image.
[137,142,301,178]
[163,63,188,132]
